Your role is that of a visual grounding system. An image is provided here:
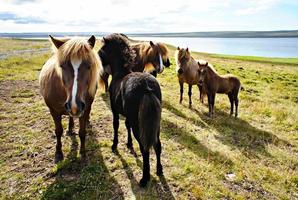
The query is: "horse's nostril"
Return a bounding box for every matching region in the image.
[64,102,71,111]
[77,101,86,113]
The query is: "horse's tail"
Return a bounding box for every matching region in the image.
[138,83,161,151]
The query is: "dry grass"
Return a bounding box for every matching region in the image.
[0,38,297,199]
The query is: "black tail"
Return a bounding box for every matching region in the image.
[138,85,161,151]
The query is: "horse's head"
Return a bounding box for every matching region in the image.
[148,41,171,74]
[175,47,191,65]
[98,33,135,75]
[198,62,209,85]
[50,35,100,117]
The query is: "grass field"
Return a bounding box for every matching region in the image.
[0,38,297,199]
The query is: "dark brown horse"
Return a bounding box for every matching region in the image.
[100,34,171,92]
[198,63,241,118]
[39,35,102,162]
[98,33,163,187]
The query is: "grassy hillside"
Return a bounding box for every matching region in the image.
[0,38,297,199]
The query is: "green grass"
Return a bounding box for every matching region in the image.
[0,39,297,199]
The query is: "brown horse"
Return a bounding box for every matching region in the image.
[175,47,207,107]
[39,35,102,162]
[100,36,171,92]
[198,63,241,118]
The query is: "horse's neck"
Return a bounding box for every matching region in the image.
[131,44,145,71]
[180,57,196,70]
[207,68,220,82]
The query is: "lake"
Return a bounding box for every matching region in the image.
[133,37,298,58]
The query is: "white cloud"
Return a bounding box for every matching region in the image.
[0,0,293,32]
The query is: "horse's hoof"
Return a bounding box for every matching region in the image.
[156,165,163,176]
[139,178,149,187]
[54,152,64,163]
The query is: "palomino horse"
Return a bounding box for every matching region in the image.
[39,35,102,162]
[99,34,171,92]
[98,33,163,187]
[198,64,241,118]
[175,47,207,107]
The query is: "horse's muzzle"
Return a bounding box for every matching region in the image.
[165,58,171,68]
[64,101,85,117]
[198,80,203,86]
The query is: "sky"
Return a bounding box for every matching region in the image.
[0,0,298,33]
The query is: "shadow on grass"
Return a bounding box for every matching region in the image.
[115,151,175,200]
[41,126,125,200]
[196,108,292,159]
[162,119,234,168]
[162,100,208,129]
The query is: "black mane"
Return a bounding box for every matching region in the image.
[102,33,136,69]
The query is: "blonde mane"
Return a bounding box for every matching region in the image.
[175,48,192,69]
[52,37,103,97]
[135,42,169,64]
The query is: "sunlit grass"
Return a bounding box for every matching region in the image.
[0,38,297,199]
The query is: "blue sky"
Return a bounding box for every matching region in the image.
[0,0,297,33]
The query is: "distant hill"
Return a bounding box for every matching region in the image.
[127,30,298,38]
[1,30,298,38]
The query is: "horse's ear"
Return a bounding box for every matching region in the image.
[186,47,189,52]
[177,46,180,50]
[102,37,107,44]
[88,35,96,49]
[205,62,208,66]
[49,35,65,49]
[150,41,155,47]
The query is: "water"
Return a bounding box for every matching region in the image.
[133,37,298,58]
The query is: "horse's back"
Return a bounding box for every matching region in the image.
[121,72,161,120]
[219,74,241,93]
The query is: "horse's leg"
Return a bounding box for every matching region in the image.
[103,72,109,93]
[228,93,234,116]
[131,125,150,187]
[125,119,133,149]
[179,82,183,104]
[207,93,212,117]
[139,144,150,187]
[211,93,216,117]
[66,117,74,135]
[85,97,94,127]
[198,85,204,103]
[78,114,88,157]
[51,112,63,163]
[188,84,192,108]
[111,110,119,152]
[235,94,239,118]
[154,131,163,176]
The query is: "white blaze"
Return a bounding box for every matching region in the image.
[159,54,164,73]
[70,58,82,108]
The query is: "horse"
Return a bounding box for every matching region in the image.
[98,33,163,187]
[39,35,102,163]
[198,63,241,118]
[99,34,171,92]
[175,47,207,107]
